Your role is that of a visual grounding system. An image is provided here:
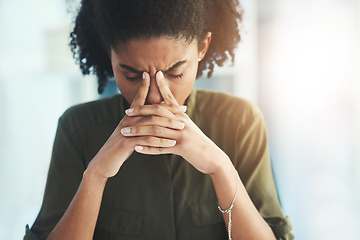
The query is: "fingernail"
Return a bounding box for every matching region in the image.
[176,121,185,128]
[135,146,144,151]
[168,139,176,146]
[125,108,134,114]
[157,71,164,80]
[121,128,131,134]
[178,105,187,112]
[142,71,146,79]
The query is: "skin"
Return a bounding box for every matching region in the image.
[111,36,201,106]
[47,34,276,240]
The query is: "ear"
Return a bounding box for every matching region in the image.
[198,32,212,61]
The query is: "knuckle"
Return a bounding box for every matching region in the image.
[156,126,162,134]
[134,116,143,123]
[149,115,156,123]
[135,93,141,100]
[176,133,184,142]
[131,126,138,134]
[151,125,161,134]
[154,105,162,113]
[166,93,174,100]
[144,136,152,144]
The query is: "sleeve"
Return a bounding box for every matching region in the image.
[234,109,294,240]
[23,117,86,240]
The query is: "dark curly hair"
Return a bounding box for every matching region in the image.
[69,0,243,94]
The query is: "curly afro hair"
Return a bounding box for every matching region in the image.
[69,0,243,94]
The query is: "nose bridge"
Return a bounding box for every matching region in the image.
[146,75,162,104]
[148,66,157,78]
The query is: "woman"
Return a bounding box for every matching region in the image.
[24,0,294,239]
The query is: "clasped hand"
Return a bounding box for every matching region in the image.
[87,72,227,180]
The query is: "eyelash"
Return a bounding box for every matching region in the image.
[125,73,183,82]
[125,76,141,82]
[169,73,183,79]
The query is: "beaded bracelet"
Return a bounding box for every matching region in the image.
[218,171,239,240]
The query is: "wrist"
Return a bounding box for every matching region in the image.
[208,146,233,177]
[83,167,108,187]
[210,160,231,179]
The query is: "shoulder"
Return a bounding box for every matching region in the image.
[59,94,126,134]
[192,89,263,124]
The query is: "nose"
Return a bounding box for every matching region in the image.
[146,75,163,104]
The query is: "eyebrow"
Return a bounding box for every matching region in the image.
[118,60,187,74]
[118,64,142,74]
[164,60,187,73]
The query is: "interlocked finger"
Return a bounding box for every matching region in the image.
[125,104,186,120]
[121,125,179,139]
[129,136,177,148]
[140,115,185,130]
[134,145,176,155]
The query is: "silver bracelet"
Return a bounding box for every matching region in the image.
[218,171,239,240]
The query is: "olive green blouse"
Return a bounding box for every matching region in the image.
[24,89,294,240]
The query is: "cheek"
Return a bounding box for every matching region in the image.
[113,72,140,104]
[119,85,140,104]
[170,66,197,104]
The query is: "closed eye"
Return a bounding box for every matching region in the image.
[166,73,183,79]
[125,75,142,81]
[125,73,183,81]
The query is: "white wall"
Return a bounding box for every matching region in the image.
[257,0,360,239]
[194,0,259,102]
[0,1,97,239]
[354,0,360,212]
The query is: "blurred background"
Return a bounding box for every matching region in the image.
[0,0,359,239]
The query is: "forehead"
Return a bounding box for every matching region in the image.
[111,37,198,75]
